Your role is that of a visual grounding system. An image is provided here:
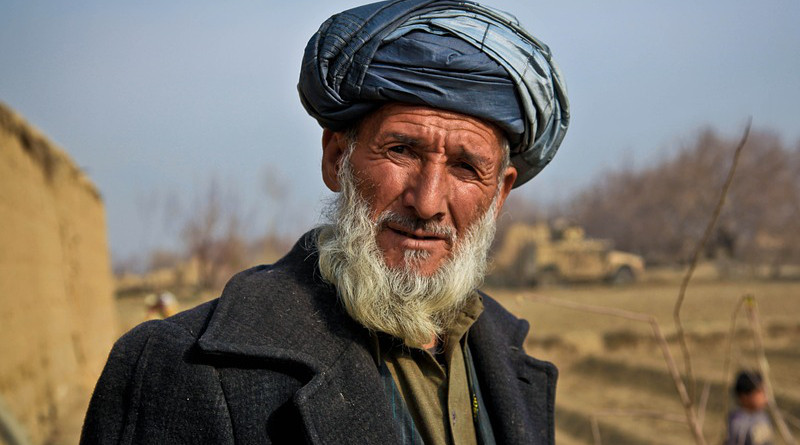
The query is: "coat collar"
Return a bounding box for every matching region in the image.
[470,292,558,445]
[196,230,358,370]
[196,230,402,443]
[194,230,555,444]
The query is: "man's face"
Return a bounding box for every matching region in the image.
[322,103,517,276]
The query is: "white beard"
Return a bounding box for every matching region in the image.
[316,150,500,347]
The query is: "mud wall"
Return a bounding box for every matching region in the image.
[0,102,118,444]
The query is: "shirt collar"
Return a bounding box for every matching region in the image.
[368,291,485,367]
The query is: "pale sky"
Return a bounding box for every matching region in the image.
[2,0,799,264]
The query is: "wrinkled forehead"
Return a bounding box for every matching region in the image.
[360,103,504,143]
[353,103,510,170]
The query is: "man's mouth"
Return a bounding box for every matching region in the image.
[388,225,446,241]
[385,223,451,243]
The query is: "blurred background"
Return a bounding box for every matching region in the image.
[1,0,798,443]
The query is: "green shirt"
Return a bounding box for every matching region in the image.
[372,294,484,445]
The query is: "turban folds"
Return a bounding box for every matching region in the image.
[298,0,569,187]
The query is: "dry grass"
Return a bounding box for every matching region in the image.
[490,279,800,344]
[488,274,800,443]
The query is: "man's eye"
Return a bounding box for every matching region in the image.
[388,145,407,154]
[457,162,477,173]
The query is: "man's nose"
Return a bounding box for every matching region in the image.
[402,163,447,221]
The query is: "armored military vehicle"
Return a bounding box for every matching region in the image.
[490,221,645,286]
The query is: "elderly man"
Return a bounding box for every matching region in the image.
[81,0,568,444]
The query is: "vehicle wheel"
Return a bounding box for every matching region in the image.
[611,266,635,285]
[536,268,560,287]
[516,244,539,287]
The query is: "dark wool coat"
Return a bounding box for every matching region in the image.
[81,233,557,444]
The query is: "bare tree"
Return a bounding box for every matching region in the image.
[181,177,250,290]
[568,127,800,269]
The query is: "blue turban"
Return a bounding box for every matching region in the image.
[298,0,569,187]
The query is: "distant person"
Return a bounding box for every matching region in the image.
[725,370,775,445]
[80,1,569,443]
[144,291,178,320]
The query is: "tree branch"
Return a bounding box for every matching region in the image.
[673,119,751,402]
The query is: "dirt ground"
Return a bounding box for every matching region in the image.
[113,273,800,444]
[488,276,800,444]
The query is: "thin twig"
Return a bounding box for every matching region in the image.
[784,413,800,431]
[698,381,711,429]
[744,296,797,444]
[718,294,748,443]
[593,408,688,422]
[650,320,706,444]
[591,416,602,445]
[523,293,652,323]
[674,119,752,402]
[590,409,687,445]
[524,293,707,444]
[0,394,31,445]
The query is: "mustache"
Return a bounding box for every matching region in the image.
[375,211,456,243]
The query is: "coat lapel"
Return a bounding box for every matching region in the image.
[294,340,402,444]
[469,293,558,445]
[195,232,401,444]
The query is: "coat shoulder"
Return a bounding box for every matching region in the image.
[477,290,531,348]
[81,299,234,444]
[131,298,218,341]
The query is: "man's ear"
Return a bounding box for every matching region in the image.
[321,128,347,192]
[494,165,518,217]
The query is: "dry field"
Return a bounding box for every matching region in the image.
[113,272,800,444]
[489,274,800,444]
